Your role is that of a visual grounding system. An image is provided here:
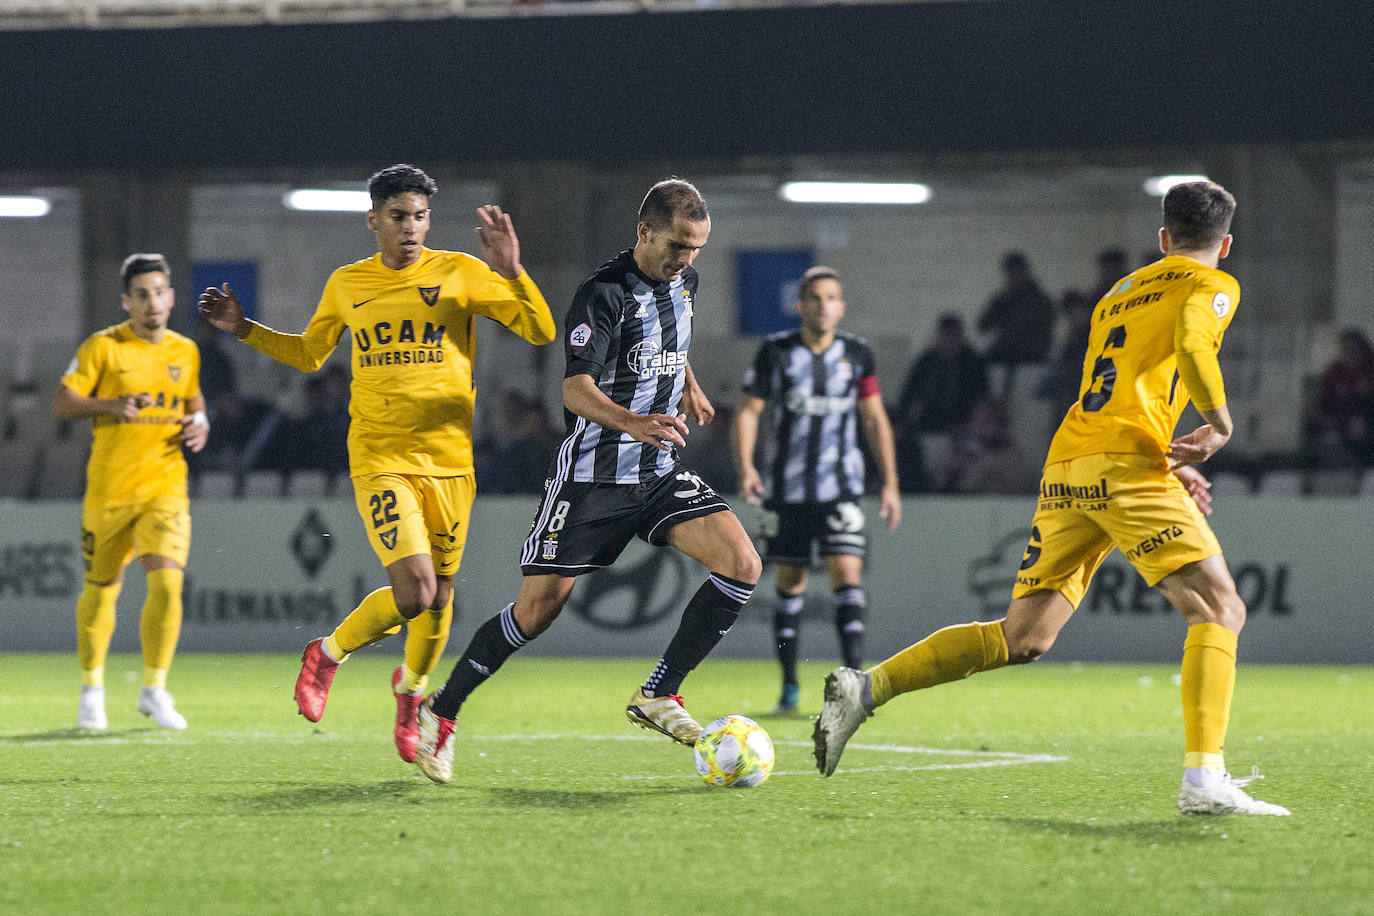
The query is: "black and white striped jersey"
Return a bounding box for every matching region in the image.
[554,249,696,485]
[742,330,879,505]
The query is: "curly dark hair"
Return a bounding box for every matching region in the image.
[367,163,438,208]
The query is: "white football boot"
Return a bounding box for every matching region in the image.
[1177,766,1290,816]
[137,687,188,730]
[78,685,108,730]
[813,667,872,777]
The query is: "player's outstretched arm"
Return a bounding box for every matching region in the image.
[197,284,252,339]
[563,374,687,452]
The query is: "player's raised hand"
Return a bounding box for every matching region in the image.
[477,205,522,280]
[624,412,689,452]
[198,284,251,339]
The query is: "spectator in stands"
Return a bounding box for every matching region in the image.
[891,313,988,493]
[190,386,281,475]
[895,313,989,436]
[977,250,1055,393]
[1037,289,1096,420]
[1307,327,1374,466]
[194,320,238,396]
[256,374,350,474]
[1089,247,1130,303]
[476,388,561,494]
[943,395,1039,495]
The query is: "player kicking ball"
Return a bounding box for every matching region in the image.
[414,178,761,784]
[814,181,1289,816]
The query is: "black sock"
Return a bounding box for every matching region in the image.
[643,573,754,697]
[431,603,529,719]
[834,586,866,669]
[773,591,804,687]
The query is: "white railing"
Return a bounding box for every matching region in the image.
[0,0,920,30]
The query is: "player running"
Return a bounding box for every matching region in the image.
[813,180,1290,816]
[198,164,555,762]
[56,253,209,731]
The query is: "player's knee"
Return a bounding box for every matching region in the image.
[1005,633,1055,665]
[728,540,763,584]
[1205,590,1247,633]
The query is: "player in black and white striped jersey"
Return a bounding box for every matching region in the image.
[734,266,902,714]
[414,179,761,783]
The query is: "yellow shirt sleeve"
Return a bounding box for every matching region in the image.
[242,277,346,371]
[458,260,556,346]
[1174,271,1239,411]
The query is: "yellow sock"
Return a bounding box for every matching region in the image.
[76,581,121,686]
[140,568,184,681]
[869,620,1009,707]
[402,597,454,690]
[1181,622,1237,772]
[326,587,406,659]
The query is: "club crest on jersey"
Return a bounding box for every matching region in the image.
[626,340,687,379]
[681,289,694,317]
[542,536,558,560]
[418,286,441,307]
[1212,291,1231,318]
[379,528,398,550]
[167,365,182,381]
[833,359,853,385]
[569,322,592,348]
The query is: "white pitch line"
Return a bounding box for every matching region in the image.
[6,729,1068,781]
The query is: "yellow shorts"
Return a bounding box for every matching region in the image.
[350,472,475,576]
[1011,453,1222,607]
[81,493,191,582]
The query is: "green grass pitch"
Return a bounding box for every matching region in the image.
[2,654,1370,915]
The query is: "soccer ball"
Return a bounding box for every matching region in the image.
[693,715,775,788]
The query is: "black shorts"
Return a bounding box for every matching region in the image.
[761,500,867,567]
[519,466,733,576]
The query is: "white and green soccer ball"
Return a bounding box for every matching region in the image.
[693,715,775,788]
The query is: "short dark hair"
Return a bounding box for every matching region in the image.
[368,163,438,209]
[1163,181,1236,251]
[120,253,170,291]
[799,265,840,300]
[638,177,708,230]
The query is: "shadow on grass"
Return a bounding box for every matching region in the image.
[0,727,156,743]
[990,816,1212,844]
[483,784,692,810]
[227,779,422,812]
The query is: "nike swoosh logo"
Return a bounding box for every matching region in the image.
[352,298,377,309]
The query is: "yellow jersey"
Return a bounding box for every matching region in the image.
[60,322,201,508]
[1046,254,1240,464]
[243,248,555,477]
